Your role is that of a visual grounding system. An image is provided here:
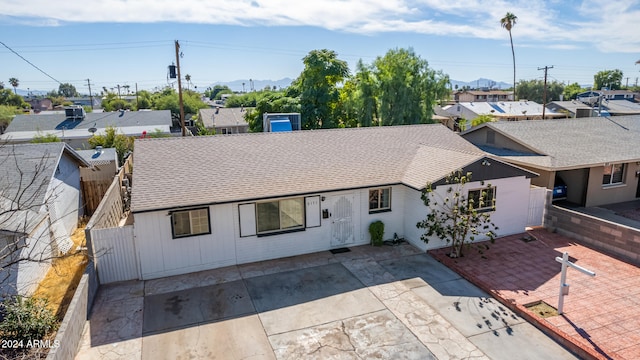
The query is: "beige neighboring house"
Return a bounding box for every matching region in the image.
[199,107,251,134]
[454,90,513,102]
[462,116,640,207]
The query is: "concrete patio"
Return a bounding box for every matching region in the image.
[75,242,577,359]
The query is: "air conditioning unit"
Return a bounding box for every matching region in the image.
[65,106,85,120]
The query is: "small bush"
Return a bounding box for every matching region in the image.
[369,220,385,246]
[0,296,58,343]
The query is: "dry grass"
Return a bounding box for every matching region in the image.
[32,225,89,320]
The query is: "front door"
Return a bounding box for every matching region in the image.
[330,194,355,247]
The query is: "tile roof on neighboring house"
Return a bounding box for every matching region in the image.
[1,110,173,142]
[131,124,494,213]
[465,115,640,170]
[0,143,89,234]
[199,108,250,128]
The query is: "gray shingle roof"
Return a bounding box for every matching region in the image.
[472,116,640,170]
[131,124,486,212]
[0,143,88,233]
[5,110,172,132]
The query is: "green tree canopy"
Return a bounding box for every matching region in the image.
[205,85,233,100]
[515,79,564,103]
[0,88,28,108]
[31,133,61,143]
[562,82,584,100]
[594,69,623,90]
[58,83,79,97]
[244,91,300,132]
[135,90,153,110]
[88,126,134,164]
[0,104,21,133]
[373,47,448,125]
[296,49,349,129]
[8,77,19,94]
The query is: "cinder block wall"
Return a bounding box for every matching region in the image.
[544,205,640,266]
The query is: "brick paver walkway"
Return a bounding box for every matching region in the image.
[430,228,640,360]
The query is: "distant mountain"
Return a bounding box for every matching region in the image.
[450,78,512,90]
[209,78,294,92]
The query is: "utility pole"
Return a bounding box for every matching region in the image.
[538,65,554,120]
[175,40,186,136]
[625,77,629,88]
[86,79,94,109]
[135,83,139,109]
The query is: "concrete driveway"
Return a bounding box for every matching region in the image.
[76,243,578,359]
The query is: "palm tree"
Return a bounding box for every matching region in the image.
[9,77,19,94]
[501,12,518,100]
[185,74,191,91]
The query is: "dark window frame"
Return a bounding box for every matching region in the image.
[255,197,306,236]
[171,207,211,239]
[369,187,392,213]
[602,163,625,186]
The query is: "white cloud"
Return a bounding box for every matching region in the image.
[1,0,638,52]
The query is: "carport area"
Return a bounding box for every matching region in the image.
[76,243,577,359]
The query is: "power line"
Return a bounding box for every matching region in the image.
[0,40,61,85]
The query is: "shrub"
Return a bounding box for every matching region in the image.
[0,296,58,343]
[369,220,385,246]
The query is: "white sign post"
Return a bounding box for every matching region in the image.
[555,252,596,315]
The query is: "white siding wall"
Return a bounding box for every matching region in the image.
[0,222,53,298]
[404,177,532,251]
[135,186,408,279]
[48,154,81,237]
[134,204,236,280]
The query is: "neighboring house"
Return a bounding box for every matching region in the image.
[76,147,119,182]
[461,116,640,207]
[130,124,537,280]
[198,107,250,134]
[0,143,90,297]
[443,101,565,129]
[25,98,53,112]
[598,99,640,116]
[546,101,595,118]
[577,90,636,103]
[454,90,513,102]
[0,108,174,148]
[66,96,102,108]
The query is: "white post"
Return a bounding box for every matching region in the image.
[555,252,596,315]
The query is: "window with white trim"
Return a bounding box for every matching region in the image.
[602,164,624,186]
[256,197,304,234]
[468,187,496,212]
[171,208,211,238]
[369,187,391,212]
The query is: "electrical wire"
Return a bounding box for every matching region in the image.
[0,40,61,85]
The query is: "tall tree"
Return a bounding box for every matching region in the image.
[8,77,19,94]
[58,83,79,97]
[185,74,191,91]
[563,82,584,100]
[501,12,518,100]
[373,48,448,125]
[593,69,623,90]
[516,79,564,103]
[296,49,349,129]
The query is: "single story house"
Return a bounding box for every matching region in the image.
[454,90,513,103]
[0,143,89,297]
[0,108,174,148]
[198,107,250,134]
[130,124,537,280]
[461,116,640,207]
[546,101,594,118]
[443,101,565,129]
[76,147,119,183]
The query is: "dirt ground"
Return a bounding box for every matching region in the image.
[32,225,89,320]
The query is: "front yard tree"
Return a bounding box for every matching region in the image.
[416,170,498,258]
[297,49,349,129]
[593,69,623,90]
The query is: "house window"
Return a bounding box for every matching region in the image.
[172,208,210,238]
[468,187,496,212]
[256,198,304,234]
[369,188,391,212]
[602,164,625,185]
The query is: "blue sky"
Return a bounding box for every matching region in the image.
[1,0,639,93]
